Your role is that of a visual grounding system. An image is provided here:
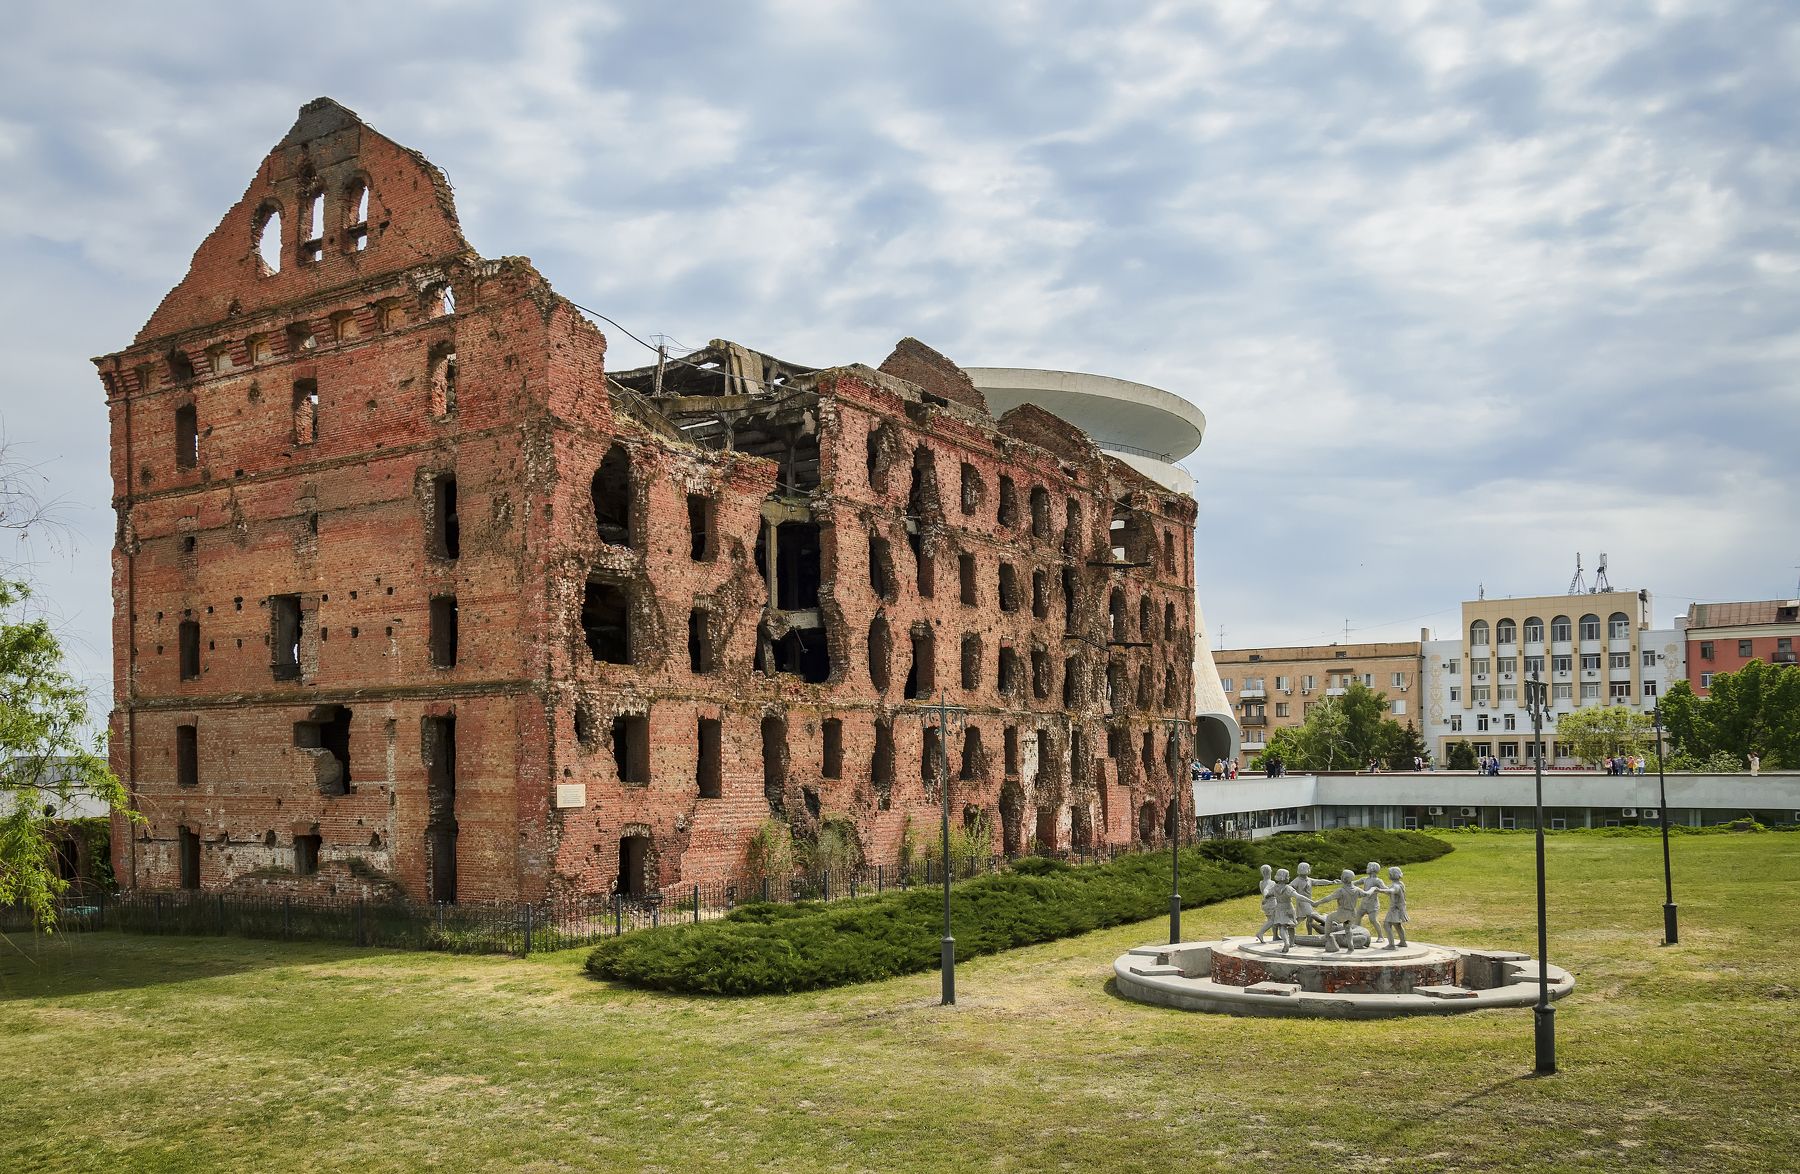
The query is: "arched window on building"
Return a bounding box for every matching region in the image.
[1470,619,1489,647]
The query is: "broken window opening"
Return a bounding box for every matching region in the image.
[287,322,317,353]
[1004,725,1020,777]
[429,473,459,559]
[998,563,1020,613]
[688,608,715,673]
[612,713,650,785]
[697,717,722,799]
[907,445,938,522]
[687,494,716,561]
[958,552,978,606]
[1110,588,1127,643]
[429,595,458,668]
[1137,664,1153,710]
[178,620,201,681]
[1142,731,1156,779]
[772,627,830,684]
[866,421,896,493]
[167,349,196,383]
[1166,730,1182,781]
[1064,498,1084,555]
[428,344,457,418]
[1139,802,1159,845]
[254,203,283,275]
[271,594,303,681]
[581,578,632,664]
[960,633,982,691]
[872,718,894,810]
[1139,597,1153,641]
[574,699,600,750]
[912,535,933,598]
[301,190,325,264]
[1163,665,1179,710]
[1031,648,1050,700]
[997,475,1019,528]
[1037,729,1055,785]
[176,724,198,788]
[1107,661,1126,711]
[959,463,982,515]
[178,826,201,889]
[1164,601,1177,640]
[773,522,821,611]
[1061,567,1079,632]
[292,379,319,446]
[922,727,941,790]
[343,178,370,252]
[591,444,632,546]
[761,715,788,814]
[822,717,844,779]
[960,727,984,780]
[1063,655,1081,706]
[294,833,321,876]
[868,532,896,602]
[1035,805,1058,855]
[1107,725,1126,760]
[615,833,650,898]
[997,646,1020,696]
[427,283,455,318]
[867,615,892,692]
[1163,531,1176,574]
[1031,569,1049,620]
[296,704,354,796]
[175,403,198,470]
[1030,487,1050,540]
[905,629,936,700]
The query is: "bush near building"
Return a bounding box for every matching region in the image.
[584,828,1450,995]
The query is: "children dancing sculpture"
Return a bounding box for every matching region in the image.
[1253,861,1412,951]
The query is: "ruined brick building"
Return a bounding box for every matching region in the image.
[99,99,1200,902]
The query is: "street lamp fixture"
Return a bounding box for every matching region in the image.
[930,690,969,1006]
[1652,708,1678,945]
[1525,674,1556,1075]
[1164,718,1190,944]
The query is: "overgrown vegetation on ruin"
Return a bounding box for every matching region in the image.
[583,828,1450,994]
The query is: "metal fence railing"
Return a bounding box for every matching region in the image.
[1,843,1151,957]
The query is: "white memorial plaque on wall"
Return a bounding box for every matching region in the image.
[554,783,587,809]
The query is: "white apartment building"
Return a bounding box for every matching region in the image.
[1420,589,1686,767]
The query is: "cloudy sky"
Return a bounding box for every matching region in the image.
[3,0,1798,706]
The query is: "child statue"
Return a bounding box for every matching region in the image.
[1253,864,1277,943]
[1292,861,1326,935]
[1353,861,1389,940]
[1321,869,1362,953]
[1382,865,1409,948]
[1269,868,1300,953]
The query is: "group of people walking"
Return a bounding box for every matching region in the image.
[1252,860,1409,954]
[1604,754,1648,775]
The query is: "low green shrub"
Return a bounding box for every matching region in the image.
[585,828,1450,995]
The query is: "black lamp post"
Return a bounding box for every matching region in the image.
[1652,708,1678,945]
[932,690,968,1006]
[1525,675,1556,1075]
[1167,719,1189,945]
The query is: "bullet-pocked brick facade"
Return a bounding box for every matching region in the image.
[99,99,1198,903]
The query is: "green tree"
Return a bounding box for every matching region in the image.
[1,581,132,930]
[1658,662,1800,769]
[1383,720,1428,770]
[1552,704,1652,766]
[1445,739,1477,770]
[1266,682,1411,771]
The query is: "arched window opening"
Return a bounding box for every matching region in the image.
[428,473,460,560]
[1136,663,1152,709]
[997,475,1019,527]
[1063,497,1083,555]
[961,633,982,691]
[254,203,282,275]
[1164,601,1176,639]
[427,283,455,318]
[343,178,371,252]
[1029,486,1050,540]
[1063,654,1081,706]
[998,562,1020,612]
[960,727,984,781]
[905,628,935,700]
[1579,614,1601,641]
[761,715,788,815]
[868,532,896,601]
[1551,615,1573,643]
[1139,596,1153,641]
[1110,588,1127,643]
[1496,618,1517,645]
[1608,612,1631,640]
[301,190,325,264]
[591,444,631,546]
[1470,619,1490,647]
[872,718,895,810]
[1032,569,1050,620]
[959,463,982,515]
[1522,617,1545,644]
[1107,660,1126,711]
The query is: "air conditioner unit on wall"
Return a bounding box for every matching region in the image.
[1622,808,1638,818]
[1460,807,1477,818]
[1428,806,1445,816]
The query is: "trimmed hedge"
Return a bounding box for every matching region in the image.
[584,828,1451,995]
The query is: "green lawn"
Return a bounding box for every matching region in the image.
[4,832,1798,1172]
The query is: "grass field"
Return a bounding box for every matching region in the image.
[4,832,1798,1172]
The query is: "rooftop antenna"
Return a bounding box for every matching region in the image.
[1567,555,1586,596]
[1478,583,1485,601]
[1593,553,1611,593]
